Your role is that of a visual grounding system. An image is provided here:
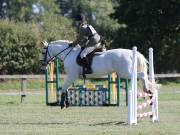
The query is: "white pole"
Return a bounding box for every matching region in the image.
[149,48,159,122]
[133,47,137,124]
[128,46,137,125]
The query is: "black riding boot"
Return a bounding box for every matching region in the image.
[60,92,66,109]
[65,91,70,108]
[82,57,92,74]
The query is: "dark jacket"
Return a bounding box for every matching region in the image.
[73,23,100,47]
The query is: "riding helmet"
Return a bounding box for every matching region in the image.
[75,14,86,22]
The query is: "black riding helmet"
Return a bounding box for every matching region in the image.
[75,14,86,22]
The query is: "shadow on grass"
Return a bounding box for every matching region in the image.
[0,101,20,105]
[0,122,75,125]
[89,121,127,126]
[0,121,127,126]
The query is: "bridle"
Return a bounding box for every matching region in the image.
[40,44,72,67]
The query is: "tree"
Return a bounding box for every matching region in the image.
[0,0,75,74]
[112,0,180,73]
[62,0,120,48]
[0,20,41,74]
[0,0,60,22]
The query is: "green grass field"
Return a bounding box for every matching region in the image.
[0,80,180,135]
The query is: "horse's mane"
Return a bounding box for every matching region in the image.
[50,40,72,45]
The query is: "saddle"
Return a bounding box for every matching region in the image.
[76,47,105,76]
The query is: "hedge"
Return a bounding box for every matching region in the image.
[0,17,75,74]
[0,20,41,74]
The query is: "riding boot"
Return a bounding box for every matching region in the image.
[65,91,70,108]
[60,92,66,109]
[82,57,92,74]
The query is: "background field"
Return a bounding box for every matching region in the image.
[0,80,180,135]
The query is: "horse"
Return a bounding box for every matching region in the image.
[39,40,157,109]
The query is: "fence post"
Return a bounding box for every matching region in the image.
[21,78,27,103]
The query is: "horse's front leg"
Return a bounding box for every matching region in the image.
[60,73,78,109]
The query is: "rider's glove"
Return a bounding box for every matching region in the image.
[69,43,74,47]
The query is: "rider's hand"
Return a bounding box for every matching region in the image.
[69,43,74,47]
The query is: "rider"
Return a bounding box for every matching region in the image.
[70,14,101,74]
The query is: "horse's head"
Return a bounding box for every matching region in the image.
[39,41,53,70]
[39,40,72,70]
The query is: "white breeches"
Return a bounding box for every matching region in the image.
[80,46,95,58]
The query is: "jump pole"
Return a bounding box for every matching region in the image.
[128,46,138,125]
[149,48,159,122]
[125,79,129,106]
[108,73,120,107]
[128,47,159,125]
[45,59,60,105]
[55,59,60,103]
[45,66,49,105]
[112,72,117,104]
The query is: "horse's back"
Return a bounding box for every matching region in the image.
[92,48,133,76]
[95,48,133,63]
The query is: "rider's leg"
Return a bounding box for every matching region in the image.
[80,47,95,73]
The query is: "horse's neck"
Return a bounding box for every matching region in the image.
[49,44,80,61]
[48,44,67,58]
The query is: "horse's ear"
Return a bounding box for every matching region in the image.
[42,41,48,47]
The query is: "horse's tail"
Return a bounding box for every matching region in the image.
[137,52,161,93]
[137,52,148,76]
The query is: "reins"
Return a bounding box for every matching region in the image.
[46,46,71,64]
[64,47,74,60]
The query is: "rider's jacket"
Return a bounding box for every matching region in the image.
[72,23,101,47]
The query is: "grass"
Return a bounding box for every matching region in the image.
[0,80,180,135]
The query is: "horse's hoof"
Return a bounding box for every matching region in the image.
[60,101,65,109]
[65,91,70,108]
[60,100,65,109]
[60,92,66,109]
[65,101,70,108]
[61,105,65,109]
[147,90,153,94]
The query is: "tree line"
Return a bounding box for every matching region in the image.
[0,0,179,74]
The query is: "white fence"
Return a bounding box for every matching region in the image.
[0,73,180,80]
[0,73,179,103]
